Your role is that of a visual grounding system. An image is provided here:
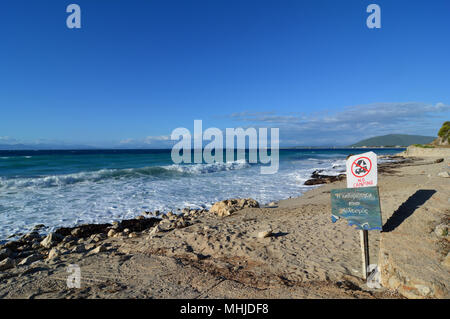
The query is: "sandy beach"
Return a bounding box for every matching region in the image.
[0,153,449,299]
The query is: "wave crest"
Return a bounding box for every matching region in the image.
[0,160,251,189]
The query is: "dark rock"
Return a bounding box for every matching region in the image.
[0,248,12,260]
[32,224,46,231]
[304,170,346,185]
[16,250,35,259]
[434,158,444,163]
[21,231,41,241]
[0,257,15,271]
[2,240,21,251]
[116,217,160,233]
[54,223,112,239]
[61,235,76,243]
[18,253,44,266]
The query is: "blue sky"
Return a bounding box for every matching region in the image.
[1,0,449,147]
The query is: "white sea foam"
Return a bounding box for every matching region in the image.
[0,160,251,190]
[0,157,344,241]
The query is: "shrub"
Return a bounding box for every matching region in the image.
[437,121,450,144]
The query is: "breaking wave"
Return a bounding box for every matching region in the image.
[0,160,252,189]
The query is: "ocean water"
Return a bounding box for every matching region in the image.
[0,148,402,241]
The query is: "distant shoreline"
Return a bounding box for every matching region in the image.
[0,146,406,152]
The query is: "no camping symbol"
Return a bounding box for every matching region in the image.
[346,152,378,189]
[351,157,372,178]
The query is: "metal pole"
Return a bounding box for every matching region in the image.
[360,230,369,280]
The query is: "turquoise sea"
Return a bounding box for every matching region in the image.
[0,148,403,241]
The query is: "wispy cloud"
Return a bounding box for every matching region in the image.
[0,136,20,144]
[228,102,450,145]
[118,135,173,148]
[2,102,448,148]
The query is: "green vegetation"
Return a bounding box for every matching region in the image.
[437,121,450,144]
[412,144,435,148]
[350,134,436,147]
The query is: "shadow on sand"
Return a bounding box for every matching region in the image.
[382,189,436,232]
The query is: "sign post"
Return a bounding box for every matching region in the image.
[360,229,369,280]
[331,151,381,281]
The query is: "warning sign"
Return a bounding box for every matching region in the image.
[346,152,377,188]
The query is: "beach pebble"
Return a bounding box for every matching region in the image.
[111,222,120,230]
[175,219,188,229]
[18,253,43,266]
[47,248,60,260]
[63,242,75,249]
[71,228,82,237]
[149,225,161,236]
[210,198,259,217]
[62,235,76,243]
[89,244,107,254]
[128,232,138,238]
[257,229,273,239]
[123,228,130,235]
[22,231,41,241]
[85,244,96,250]
[71,244,86,254]
[91,233,106,242]
[437,171,450,178]
[107,229,117,237]
[435,224,448,237]
[40,233,63,249]
[0,257,15,271]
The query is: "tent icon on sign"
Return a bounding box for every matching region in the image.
[354,159,369,174]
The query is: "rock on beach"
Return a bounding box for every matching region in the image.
[210,198,259,217]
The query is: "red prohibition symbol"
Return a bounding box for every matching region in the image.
[351,156,372,178]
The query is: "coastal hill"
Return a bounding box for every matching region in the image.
[350,134,436,147]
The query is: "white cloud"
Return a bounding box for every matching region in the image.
[118,135,173,148]
[228,102,450,145]
[0,136,20,144]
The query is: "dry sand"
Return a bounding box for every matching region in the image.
[0,154,448,299]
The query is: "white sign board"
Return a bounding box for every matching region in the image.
[346,151,378,188]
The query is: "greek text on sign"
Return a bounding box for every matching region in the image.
[331,186,382,230]
[346,151,377,188]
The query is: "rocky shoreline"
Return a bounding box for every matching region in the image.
[0,199,260,272]
[302,155,413,186]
